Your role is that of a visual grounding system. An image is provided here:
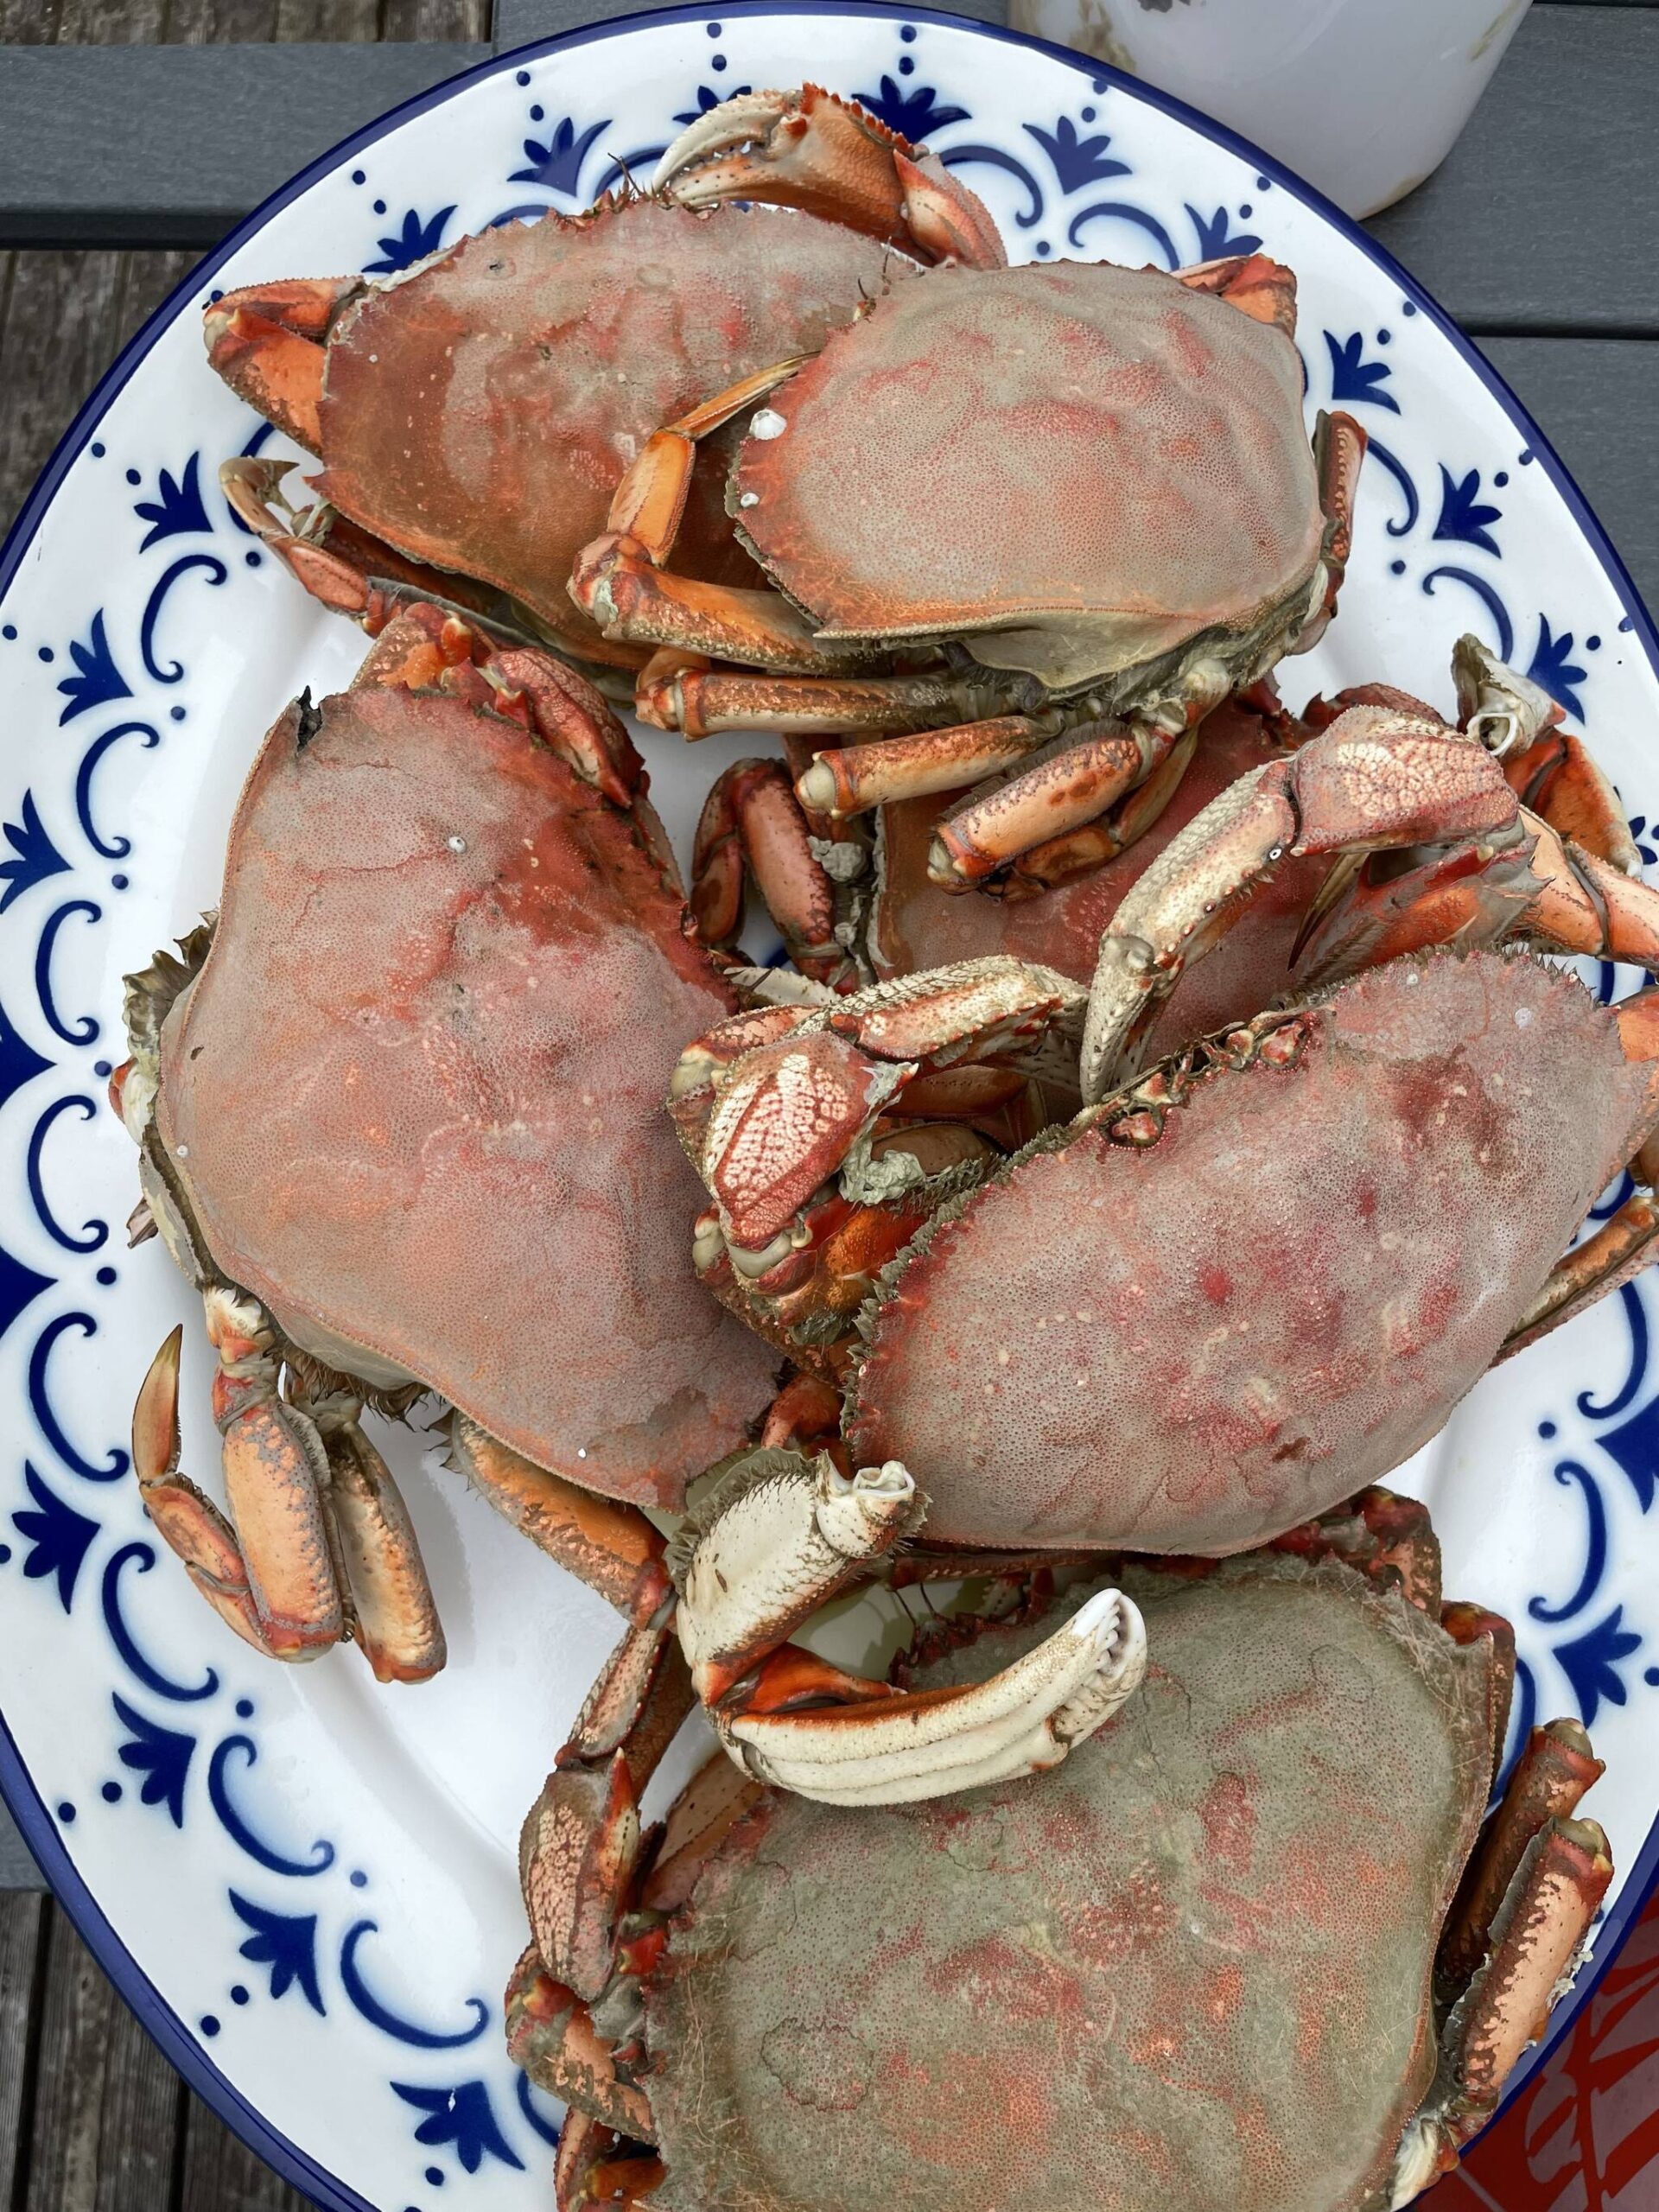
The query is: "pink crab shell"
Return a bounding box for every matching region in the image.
[158,677,776,1508]
[847,950,1651,1554]
[315,198,906,654]
[731,260,1322,690]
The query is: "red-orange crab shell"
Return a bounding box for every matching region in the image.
[156,674,776,1505]
[730,259,1321,688]
[642,1555,1499,2212]
[847,950,1654,1553]
[285,200,905,661]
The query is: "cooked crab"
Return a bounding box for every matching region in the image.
[114,602,776,1677]
[506,1487,1612,2212]
[670,678,1659,1558]
[571,213,1363,891]
[205,87,1001,670]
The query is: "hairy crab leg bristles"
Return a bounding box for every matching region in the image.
[720,1585,1147,1806]
[673,1452,925,1704]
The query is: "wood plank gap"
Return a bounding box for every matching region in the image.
[6,1897,54,2212]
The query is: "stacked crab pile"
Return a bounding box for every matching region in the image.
[107,84,1659,2211]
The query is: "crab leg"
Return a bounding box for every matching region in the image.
[446,1416,675,1629]
[131,1297,443,1681]
[653,84,1006,269]
[1080,701,1659,1098]
[1393,1815,1614,2202]
[1440,1719,1606,1988]
[689,759,855,987]
[572,365,896,679]
[203,275,361,452]
[673,1448,1147,1805]
[639,664,971,738]
[928,720,1188,887]
[1453,632,1639,874]
[798,715,1049,812]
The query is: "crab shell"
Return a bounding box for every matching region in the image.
[868,692,1331,1056]
[642,1555,1501,2212]
[294,200,904,661]
[730,259,1323,692]
[152,672,776,1506]
[847,949,1652,1554]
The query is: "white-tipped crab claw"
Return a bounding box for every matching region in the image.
[724,1587,1147,1806]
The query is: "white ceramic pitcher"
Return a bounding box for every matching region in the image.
[1007,0,1533,217]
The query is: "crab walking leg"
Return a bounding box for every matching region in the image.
[1393,1818,1615,2202]
[690,760,851,986]
[552,2110,664,2212]
[313,1400,446,1684]
[573,359,894,676]
[130,1297,348,1663]
[928,720,1192,887]
[798,716,1051,813]
[641,664,976,740]
[506,1951,657,2141]
[653,84,1006,269]
[520,1618,696,1999]
[1440,1721,1606,1987]
[446,1416,675,1629]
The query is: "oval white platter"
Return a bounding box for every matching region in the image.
[1,8,1657,2206]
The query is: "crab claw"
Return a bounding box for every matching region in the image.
[654,85,1005,268]
[723,1586,1147,1805]
[203,275,360,453]
[1080,707,1522,1099]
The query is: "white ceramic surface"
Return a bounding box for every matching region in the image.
[1007,0,1532,215]
[0,10,1655,2209]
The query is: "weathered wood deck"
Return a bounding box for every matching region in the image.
[3,3,1658,2205]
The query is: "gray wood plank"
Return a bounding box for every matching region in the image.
[178,2096,313,2212]
[1365,7,1658,334]
[22,1904,185,2212]
[0,41,486,246]
[0,1800,46,1890]
[0,1892,48,2200]
[1480,335,1659,614]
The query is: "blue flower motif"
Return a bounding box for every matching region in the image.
[55,611,134,727]
[12,1461,98,1611]
[0,794,69,914]
[1024,115,1128,193]
[509,115,611,193]
[133,454,212,550]
[1594,1387,1659,1511]
[1527,615,1589,720]
[673,83,753,125]
[1323,330,1399,414]
[854,77,968,140]
[1629,815,1657,867]
[364,205,455,276]
[0,1242,54,1344]
[0,1000,52,1114]
[1554,1605,1643,1728]
[1432,466,1503,556]
[1186,204,1261,260]
[391,2082,525,2175]
[229,1891,326,2014]
[112,1693,195,1825]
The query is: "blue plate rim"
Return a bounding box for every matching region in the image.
[1,6,1654,2204]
